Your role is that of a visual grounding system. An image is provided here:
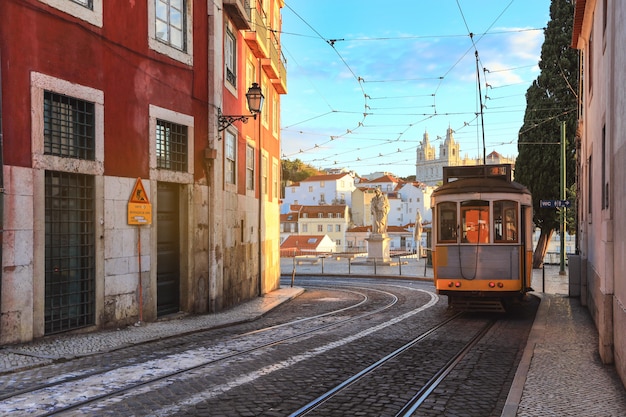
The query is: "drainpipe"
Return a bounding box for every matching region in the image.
[257,72,263,297]
[0,50,4,323]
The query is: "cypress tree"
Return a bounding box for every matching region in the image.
[515,0,578,268]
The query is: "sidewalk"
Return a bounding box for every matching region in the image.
[0,259,624,416]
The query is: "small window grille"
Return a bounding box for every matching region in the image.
[44,91,95,160]
[156,119,188,172]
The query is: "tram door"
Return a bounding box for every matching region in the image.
[156,182,180,316]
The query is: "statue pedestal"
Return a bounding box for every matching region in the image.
[366,233,392,264]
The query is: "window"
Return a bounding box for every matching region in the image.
[246,145,255,190]
[225,26,236,86]
[38,0,103,27]
[336,239,341,246]
[317,225,323,232]
[327,225,332,232]
[225,131,236,184]
[156,0,186,51]
[493,200,518,242]
[44,91,95,160]
[335,225,341,232]
[149,105,194,183]
[302,224,308,232]
[327,213,332,218]
[156,119,188,172]
[437,202,457,243]
[71,0,92,8]
[272,91,279,136]
[148,0,193,65]
[273,161,278,199]
[320,193,325,203]
[308,186,313,192]
[461,200,489,243]
[602,125,608,209]
[318,213,323,218]
[320,181,325,188]
[262,154,268,195]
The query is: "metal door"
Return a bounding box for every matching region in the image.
[156,182,180,316]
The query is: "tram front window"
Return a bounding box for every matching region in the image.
[494,200,518,242]
[437,202,457,243]
[461,200,489,243]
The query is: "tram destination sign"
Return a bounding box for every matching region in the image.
[540,199,571,208]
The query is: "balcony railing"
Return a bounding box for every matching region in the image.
[244,6,269,59]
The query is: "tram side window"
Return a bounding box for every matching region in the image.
[437,202,457,242]
[461,200,489,243]
[494,200,518,242]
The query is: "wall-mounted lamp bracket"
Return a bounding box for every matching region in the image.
[217,108,257,132]
[216,83,264,133]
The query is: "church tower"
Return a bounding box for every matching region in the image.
[439,126,461,165]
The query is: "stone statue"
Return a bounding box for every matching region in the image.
[371,188,390,234]
[414,209,423,254]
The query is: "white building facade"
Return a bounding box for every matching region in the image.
[571,0,626,387]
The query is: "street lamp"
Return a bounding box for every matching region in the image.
[217,83,264,132]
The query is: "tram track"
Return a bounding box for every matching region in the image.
[0,285,411,416]
[288,313,498,417]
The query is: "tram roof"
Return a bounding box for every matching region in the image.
[432,177,531,197]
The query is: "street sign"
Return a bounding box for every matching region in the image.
[128,178,152,225]
[540,199,571,208]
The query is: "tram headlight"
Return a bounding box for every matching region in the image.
[498,282,504,288]
[454,281,462,288]
[488,282,496,288]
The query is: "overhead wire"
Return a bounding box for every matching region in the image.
[280,0,540,172]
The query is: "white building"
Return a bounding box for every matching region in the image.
[282,173,355,212]
[571,0,626,386]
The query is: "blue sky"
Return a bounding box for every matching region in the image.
[279,0,551,178]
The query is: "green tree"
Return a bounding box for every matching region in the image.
[515,0,578,268]
[280,158,319,196]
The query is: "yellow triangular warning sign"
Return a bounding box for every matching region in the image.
[129,178,149,203]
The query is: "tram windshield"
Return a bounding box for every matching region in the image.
[494,200,518,242]
[437,202,457,242]
[461,200,489,243]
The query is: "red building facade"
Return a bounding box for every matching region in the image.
[0,0,285,344]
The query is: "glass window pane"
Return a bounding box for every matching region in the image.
[170,28,183,49]
[461,200,489,243]
[170,10,182,29]
[437,202,457,243]
[156,1,168,20]
[156,20,168,41]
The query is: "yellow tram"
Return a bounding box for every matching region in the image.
[431,164,533,312]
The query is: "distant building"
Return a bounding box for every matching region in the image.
[280,235,336,256]
[282,173,355,212]
[415,128,515,186]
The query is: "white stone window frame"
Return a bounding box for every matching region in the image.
[246,141,256,195]
[149,105,194,184]
[224,129,237,189]
[148,0,194,66]
[38,0,103,27]
[31,72,104,174]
